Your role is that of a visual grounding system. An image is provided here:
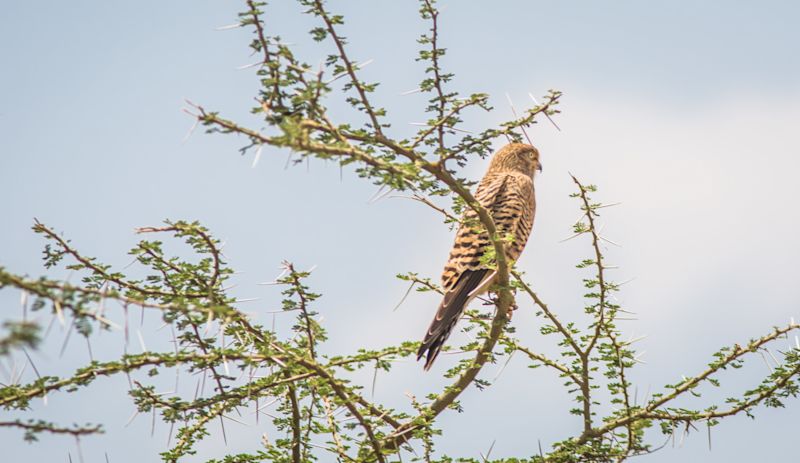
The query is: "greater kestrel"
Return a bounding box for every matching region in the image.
[417,143,541,370]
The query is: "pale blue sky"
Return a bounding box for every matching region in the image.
[2,1,800,462]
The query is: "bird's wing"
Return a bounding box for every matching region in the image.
[440,172,510,291]
[442,172,534,290]
[419,173,536,369]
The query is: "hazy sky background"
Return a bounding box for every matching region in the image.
[2,1,800,462]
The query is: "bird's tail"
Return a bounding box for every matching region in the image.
[417,269,489,370]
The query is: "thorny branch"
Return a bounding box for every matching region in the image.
[311,0,384,134]
[574,175,636,454]
[571,175,634,444]
[0,420,103,440]
[419,0,448,154]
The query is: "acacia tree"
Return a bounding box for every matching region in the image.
[1,1,799,462]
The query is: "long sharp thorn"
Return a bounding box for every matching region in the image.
[55,300,65,327]
[222,414,250,426]
[492,351,515,381]
[137,329,147,352]
[766,348,780,367]
[368,185,387,203]
[43,314,56,342]
[220,416,228,445]
[123,305,129,354]
[485,439,496,461]
[371,362,379,399]
[20,290,28,319]
[252,145,264,168]
[215,23,242,31]
[60,320,75,358]
[529,92,561,131]
[125,410,140,427]
[86,336,94,362]
[506,93,534,145]
[182,118,199,143]
[76,437,85,463]
[393,282,416,312]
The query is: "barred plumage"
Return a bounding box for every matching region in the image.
[418,143,541,370]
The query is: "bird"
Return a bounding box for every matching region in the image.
[417,143,541,370]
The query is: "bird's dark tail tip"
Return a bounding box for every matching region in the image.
[417,332,447,371]
[416,269,489,371]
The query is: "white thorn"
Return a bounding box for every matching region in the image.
[252,145,264,168]
[221,414,250,427]
[558,232,585,243]
[528,92,561,131]
[137,329,147,352]
[600,235,622,247]
[254,397,280,413]
[237,61,263,70]
[54,300,65,327]
[204,309,215,335]
[356,58,374,69]
[215,23,242,31]
[182,118,199,144]
[626,334,648,345]
[124,410,140,427]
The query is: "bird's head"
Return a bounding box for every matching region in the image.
[489,143,542,177]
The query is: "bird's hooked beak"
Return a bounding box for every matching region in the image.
[537,162,543,173]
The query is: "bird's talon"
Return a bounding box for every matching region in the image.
[507,302,518,320]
